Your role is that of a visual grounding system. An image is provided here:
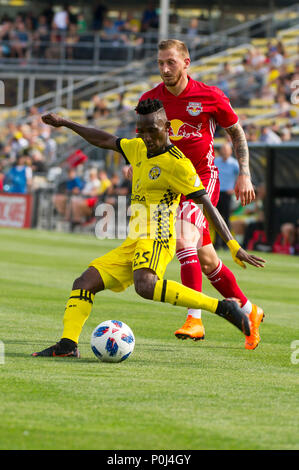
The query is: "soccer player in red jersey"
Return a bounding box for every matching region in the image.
[139,39,264,350]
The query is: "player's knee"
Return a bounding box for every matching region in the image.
[134,271,156,300]
[197,244,220,275]
[72,267,104,294]
[200,256,219,275]
[176,222,199,250]
[72,274,95,293]
[134,279,153,299]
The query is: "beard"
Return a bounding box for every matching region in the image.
[161,70,183,87]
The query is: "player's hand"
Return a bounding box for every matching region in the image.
[235,247,266,269]
[123,165,133,180]
[235,175,255,206]
[41,113,65,128]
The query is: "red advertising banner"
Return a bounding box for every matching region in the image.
[0,193,33,228]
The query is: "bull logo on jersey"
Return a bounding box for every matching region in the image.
[149,166,161,180]
[169,119,202,141]
[186,102,202,116]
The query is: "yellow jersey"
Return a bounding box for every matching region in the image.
[116,137,206,248]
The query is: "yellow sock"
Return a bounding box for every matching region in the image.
[153,279,219,313]
[62,289,95,344]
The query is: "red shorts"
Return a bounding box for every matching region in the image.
[177,173,220,247]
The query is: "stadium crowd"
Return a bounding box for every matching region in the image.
[211,42,299,143]
[0,2,160,61]
[1,4,298,253]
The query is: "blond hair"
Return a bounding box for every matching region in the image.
[158,39,190,58]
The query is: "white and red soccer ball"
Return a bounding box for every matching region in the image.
[91,320,135,363]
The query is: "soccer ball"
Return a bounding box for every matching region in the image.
[91,320,135,363]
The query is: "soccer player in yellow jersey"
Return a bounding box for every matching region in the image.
[32,99,265,357]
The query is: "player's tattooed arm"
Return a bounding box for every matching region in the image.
[225,122,250,176]
[193,193,265,268]
[225,122,255,206]
[41,113,119,151]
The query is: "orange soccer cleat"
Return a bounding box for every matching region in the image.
[175,315,205,341]
[245,304,265,350]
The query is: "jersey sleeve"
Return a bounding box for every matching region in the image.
[171,157,207,199]
[212,86,239,129]
[116,137,143,166]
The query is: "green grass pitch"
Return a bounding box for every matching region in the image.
[0,227,298,450]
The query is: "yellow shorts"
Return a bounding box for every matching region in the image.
[89,237,175,292]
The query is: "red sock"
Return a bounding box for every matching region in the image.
[206,260,248,307]
[176,248,202,292]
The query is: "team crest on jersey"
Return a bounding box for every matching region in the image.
[149,166,161,180]
[186,102,202,116]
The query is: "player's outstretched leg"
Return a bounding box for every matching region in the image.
[133,269,250,337]
[32,267,104,357]
[201,247,264,350]
[174,219,205,341]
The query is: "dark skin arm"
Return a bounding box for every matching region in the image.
[193,193,265,268]
[41,113,119,151]
[225,122,255,206]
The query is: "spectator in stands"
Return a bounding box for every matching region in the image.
[3,154,32,194]
[82,168,101,197]
[214,142,239,248]
[33,14,50,58]
[92,1,108,31]
[53,167,84,219]
[24,12,36,33]
[280,126,292,141]
[0,20,13,57]
[246,46,266,70]
[185,18,200,48]
[42,128,57,163]
[31,149,47,173]
[98,169,112,197]
[230,184,266,247]
[63,167,102,225]
[276,40,286,59]
[259,84,276,101]
[10,128,29,159]
[86,95,109,121]
[259,126,281,144]
[11,21,30,59]
[114,12,126,32]
[77,12,87,34]
[272,222,296,255]
[66,23,80,59]
[52,4,69,32]
[274,93,290,117]
[245,125,259,143]
[104,167,131,207]
[242,208,268,252]
[121,21,144,59]
[141,2,159,32]
[268,44,284,68]
[45,23,62,59]
[100,18,123,43]
[66,167,84,195]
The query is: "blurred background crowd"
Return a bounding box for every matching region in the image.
[0,1,299,254]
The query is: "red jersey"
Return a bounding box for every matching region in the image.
[139,77,238,178]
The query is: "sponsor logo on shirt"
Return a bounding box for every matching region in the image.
[169,119,202,141]
[131,194,146,202]
[186,102,203,116]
